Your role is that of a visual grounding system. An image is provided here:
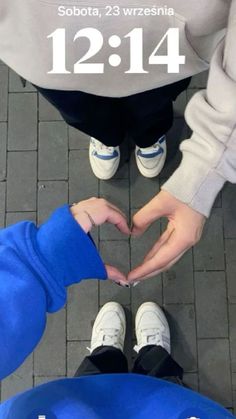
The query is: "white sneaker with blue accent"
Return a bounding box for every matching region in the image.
[135,135,167,178]
[89,137,120,180]
[88,302,126,353]
[134,302,171,354]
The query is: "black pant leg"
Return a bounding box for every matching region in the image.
[122,77,191,148]
[132,345,183,384]
[74,346,129,377]
[35,85,125,146]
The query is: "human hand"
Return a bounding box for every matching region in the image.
[128,190,206,283]
[71,197,130,285]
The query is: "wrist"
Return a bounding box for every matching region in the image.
[70,205,92,233]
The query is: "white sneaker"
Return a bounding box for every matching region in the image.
[88,302,126,353]
[134,302,170,354]
[135,135,167,178]
[89,137,120,180]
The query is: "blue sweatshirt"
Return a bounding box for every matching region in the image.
[0,205,234,419]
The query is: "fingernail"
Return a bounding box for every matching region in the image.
[132,281,140,287]
[116,282,130,288]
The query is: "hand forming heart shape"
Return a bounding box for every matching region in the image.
[71,191,206,286]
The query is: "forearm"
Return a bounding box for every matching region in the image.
[163,1,236,217]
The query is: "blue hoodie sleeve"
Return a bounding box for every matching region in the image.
[0,204,107,380]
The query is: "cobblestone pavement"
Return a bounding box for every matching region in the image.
[0,62,235,414]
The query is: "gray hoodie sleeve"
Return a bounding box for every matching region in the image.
[162,0,236,217]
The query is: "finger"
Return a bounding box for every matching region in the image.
[107,203,127,220]
[105,264,128,286]
[131,195,165,236]
[128,230,190,282]
[106,208,130,235]
[143,224,174,263]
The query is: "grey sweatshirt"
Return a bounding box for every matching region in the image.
[0,0,235,216]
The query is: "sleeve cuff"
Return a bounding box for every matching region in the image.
[162,155,225,217]
[36,205,107,286]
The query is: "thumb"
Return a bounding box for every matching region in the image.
[132,194,165,236]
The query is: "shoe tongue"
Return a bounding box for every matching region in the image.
[139,143,161,155]
[142,328,162,345]
[94,140,115,155]
[147,335,160,345]
[103,327,118,333]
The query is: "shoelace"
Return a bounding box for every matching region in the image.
[134,328,164,352]
[87,328,120,353]
[139,141,162,155]
[92,139,115,155]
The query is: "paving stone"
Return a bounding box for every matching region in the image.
[232,372,236,390]
[194,208,225,271]
[8,93,37,150]
[7,151,37,211]
[229,304,236,372]
[183,372,199,392]
[69,126,90,150]
[189,71,208,88]
[112,140,130,180]
[99,179,130,240]
[130,154,160,209]
[67,281,99,341]
[69,150,98,204]
[198,339,232,407]
[0,182,6,228]
[131,278,162,318]
[9,69,36,92]
[130,216,161,269]
[0,65,8,121]
[6,212,36,226]
[0,123,7,180]
[195,271,228,338]
[67,341,90,377]
[34,376,64,386]
[173,90,187,117]
[164,304,197,372]
[187,88,199,103]
[0,64,234,407]
[37,181,68,224]
[160,119,189,180]
[1,355,33,402]
[225,240,236,304]
[122,306,133,358]
[39,122,68,180]
[99,241,131,306]
[223,183,236,238]
[163,249,194,304]
[34,310,66,376]
[39,94,63,121]
[130,215,162,319]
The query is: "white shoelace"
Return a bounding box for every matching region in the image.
[87,328,120,353]
[92,139,115,155]
[139,141,162,155]
[134,328,164,352]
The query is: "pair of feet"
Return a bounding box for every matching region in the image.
[89,302,170,355]
[89,136,167,180]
